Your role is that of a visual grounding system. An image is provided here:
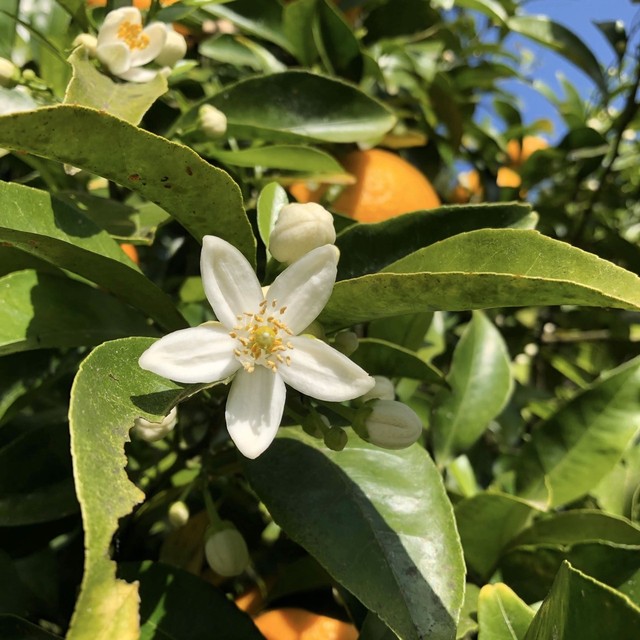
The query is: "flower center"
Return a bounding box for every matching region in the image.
[230,299,293,373]
[117,20,150,51]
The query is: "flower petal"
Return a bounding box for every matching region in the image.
[130,22,167,66]
[266,244,338,335]
[97,42,132,75]
[226,367,286,459]
[278,335,374,401]
[117,66,160,83]
[139,323,240,384]
[201,236,263,329]
[97,7,142,47]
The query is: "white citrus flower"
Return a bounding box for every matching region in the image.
[139,237,374,458]
[96,7,167,83]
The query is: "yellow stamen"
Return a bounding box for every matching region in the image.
[117,20,150,51]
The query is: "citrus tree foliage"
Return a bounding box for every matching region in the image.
[1,1,640,639]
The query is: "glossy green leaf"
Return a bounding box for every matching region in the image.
[457,584,480,639]
[67,337,203,640]
[202,144,345,174]
[283,0,318,66]
[523,562,640,640]
[245,428,465,640]
[456,0,508,24]
[179,71,396,144]
[454,492,537,580]
[118,562,264,640]
[336,203,536,280]
[0,105,254,263]
[256,181,288,253]
[515,356,640,507]
[507,16,607,93]
[0,270,153,355]
[0,87,38,116]
[0,422,78,526]
[0,0,18,59]
[198,34,286,73]
[64,47,168,125]
[500,511,640,604]
[477,583,534,640]
[0,351,51,425]
[320,229,640,329]
[0,615,62,639]
[350,338,443,385]
[432,312,513,462]
[0,181,185,331]
[592,446,640,518]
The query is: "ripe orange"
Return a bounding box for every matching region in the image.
[254,608,358,640]
[120,243,139,264]
[506,135,548,167]
[496,166,522,189]
[86,0,178,7]
[290,148,441,223]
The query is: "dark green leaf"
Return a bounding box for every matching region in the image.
[0,615,62,639]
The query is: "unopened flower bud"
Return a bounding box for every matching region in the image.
[198,104,227,138]
[73,33,98,56]
[269,202,336,264]
[360,375,395,403]
[204,523,250,577]
[168,500,190,528]
[132,406,178,442]
[155,28,187,67]
[0,58,19,88]
[355,400,422,450]
[324,426,348,451]
[333,330,358,356]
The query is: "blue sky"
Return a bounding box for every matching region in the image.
[499,0,640,140]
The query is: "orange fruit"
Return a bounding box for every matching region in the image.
[449,169,482,203]
[496,166,522,189]
[290,148,441,223]
[234,587,265,617]
[120,243,139,264]
[506,135,548,167]
[254,608,358,640]
[86,0,178,7]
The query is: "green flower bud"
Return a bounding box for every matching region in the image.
[269,202,336,265]
[198,104,227,139]
[333,330,359,356]
[168,500,190,528]
[355,400,422,450]
[359,375,395,403]
[324,426,348,451]
[132,407,178,442]
[0,58,19,88]
[204,523,250,577]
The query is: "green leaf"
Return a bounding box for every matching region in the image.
[0,87,38,116]
[455,0,508,24]
[54,0,89,30]
[0,0,18,59]
[477,583,534,640]
[0,270,154,355]
[432,312,513,462]
[457,584,480,639]
[118,562,265,640]
[320,229,640,329]
[592,446,640,518]
[0,105,254,264]
[0,181,185,332]
[507,15,607,93]
[454,492,537,580]
[245,428,465,640]
[0,615,62,639]
[64,47,168,125]
[202,144,346,174]
[0,422,78,526]
[349,338,444,385]
[198,34,286,73]
[256,181,288,253]
[179,71,396,144]
[335,203,536,280]
[500,511,640,604]
[515,356,640,507]
[523,562,640,640]
[67,337,203,640]
[283,0,318,66]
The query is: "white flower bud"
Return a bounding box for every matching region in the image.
[204,524,250,577]
[168,501,190,528]
[0,58,19,88]
[269,202,336,264]
[132,406,178,442]
[73,33,98,57]
[333,330,359,356]
[155,28,187,67]
[360,375,395,403]
[358,400,422,450]
[198,104,227,139]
